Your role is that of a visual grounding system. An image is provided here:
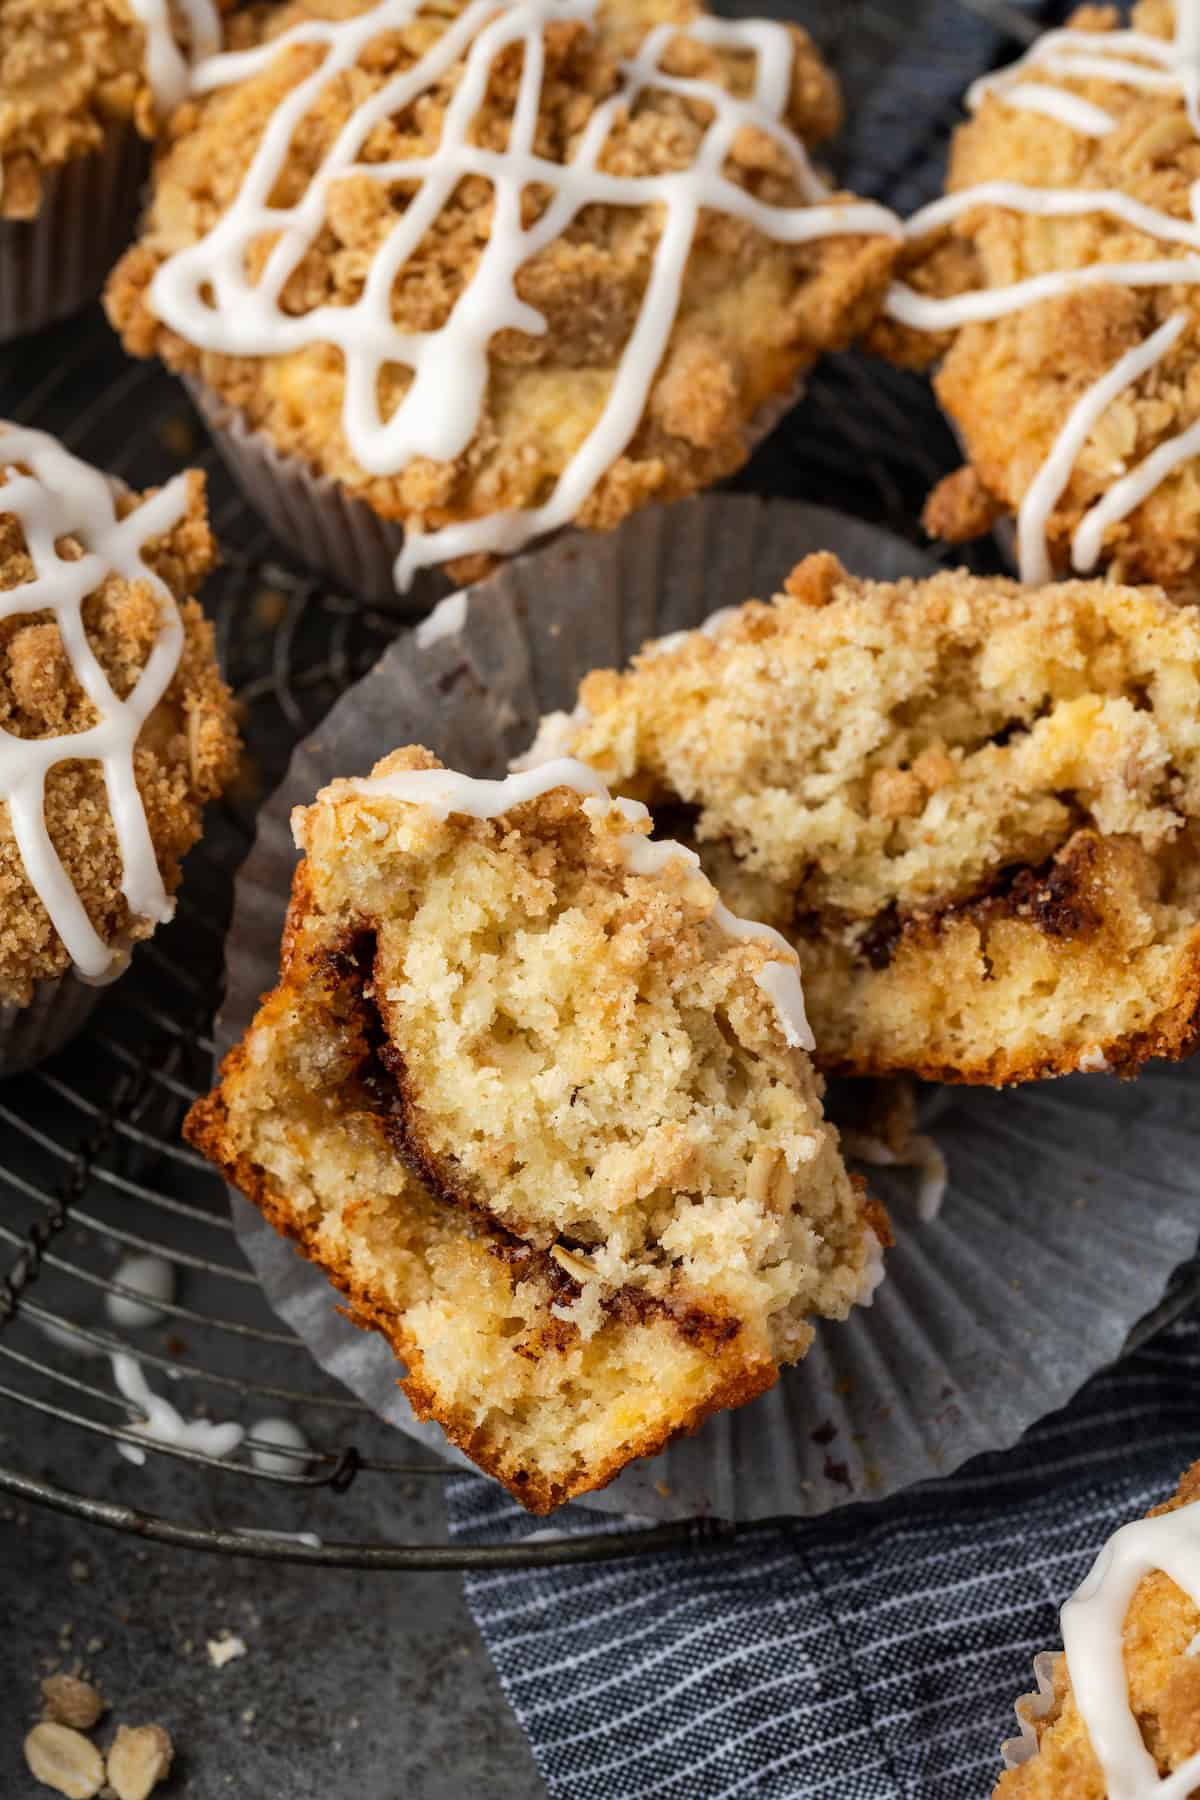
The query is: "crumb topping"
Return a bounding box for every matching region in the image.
[105,0,897,582]
[0,458,239,1003]
[872,0,1200,598]
[995,1459,1200,1798]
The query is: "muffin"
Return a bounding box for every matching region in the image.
[105,0,900,602]
[873,0,1200,600]
[0,422,240,1073]
[0,0,227,341]
[185,750,885,1510]
[515,553,1200,1085]
[996,1458,1200,1796]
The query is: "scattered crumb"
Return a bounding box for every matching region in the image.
[105,1724,173,1800]
[69,1558,91,1584]
[653,1480,672,1499]
[206,1632,247,1670]
[40,1675,105,1732]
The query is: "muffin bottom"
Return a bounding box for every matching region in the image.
[0,973,103,1078]
[0,128,149,344]
[183,374,805,610]
[183,376,449,611]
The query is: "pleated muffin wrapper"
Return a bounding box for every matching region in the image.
[182,372,803,609]
[0,126,149,344]
[218,494,1200,1523]
[0,970,103,1078]
[1000,1651,1059,1772]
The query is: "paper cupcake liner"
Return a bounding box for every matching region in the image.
[183,373,803,608]
[1000,1650,1059,1770]
[182,377,449,610]
[0,128,149,344]
[0,973,102,1079]
[217,494,1200,1521]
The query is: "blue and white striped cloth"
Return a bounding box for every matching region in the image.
[441,4,1182,1796]
[448,1314,1198,1798]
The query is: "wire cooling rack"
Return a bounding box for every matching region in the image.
[2,0,1190,1572]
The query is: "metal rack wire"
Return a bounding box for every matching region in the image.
[1,0,1184,1572]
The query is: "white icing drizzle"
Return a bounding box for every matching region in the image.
[994,81,1116,136]
[413,589,468,651]
[839,1130,947,1222]
[149,0,899,589]
[1018,311,1187,583]
[886,3,1200,586]
[1073,407,1200,571]
[111,1351,244,1466]
[642,604,741,659]
[126,0,223,115]
[234,1527,324,1549]
[0,425,188,982]
[339,756,815,1049]
[247,1416,312,1476]
[853,1226,886,1307]
[509,702,593,771]
[105,1252,176,1329]
[1060,1501,1200,1797]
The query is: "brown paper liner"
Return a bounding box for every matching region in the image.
[183,377,448,611]
[0,128,149,344]
[0,973,102,1078]
[184,373,805,609]
[1000,1651,1059,1771]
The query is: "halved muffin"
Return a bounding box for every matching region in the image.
[186,749,883,1510]
[996,1459,1200,1796]
[518,553,1200,1084]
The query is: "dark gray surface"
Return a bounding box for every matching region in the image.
[1,1490,544,1799]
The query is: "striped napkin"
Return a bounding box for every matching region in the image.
[447,1314,1197,1798]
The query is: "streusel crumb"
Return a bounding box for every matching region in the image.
[185,746,881,1510]
[526,555,1200,1083]
[0,466,240,1002]
[870,0,1200,598]
[0,0,231,219]
[105,0,895,576]
[994,1459,1200,1797]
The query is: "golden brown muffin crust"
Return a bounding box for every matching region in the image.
[0,464,240,1002]
[995,1459,1200,1797]
[105,0,896,579]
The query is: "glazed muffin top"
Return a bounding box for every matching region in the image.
[994,1459,1200,1797]
[106,0,900,588]
[0,426,240,1005]
[873,0,1200,601]
[0,0,228,219]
